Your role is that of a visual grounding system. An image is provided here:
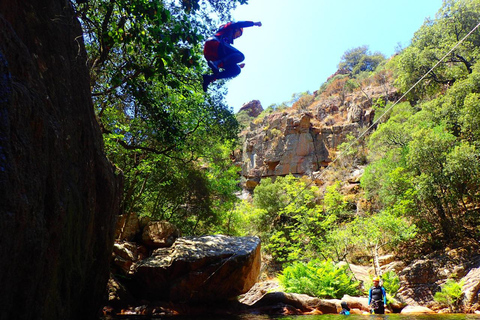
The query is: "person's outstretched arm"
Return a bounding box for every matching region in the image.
[226,21,262,30]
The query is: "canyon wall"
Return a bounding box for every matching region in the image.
[0,1,122,319]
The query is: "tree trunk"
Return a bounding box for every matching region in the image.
[0,1,122,319]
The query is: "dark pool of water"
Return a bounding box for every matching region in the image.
[102,314,480,320]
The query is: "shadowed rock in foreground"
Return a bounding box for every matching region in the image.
[0,1,122,319]
[132,235,261,301]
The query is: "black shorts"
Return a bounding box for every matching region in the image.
[372,300,385,314]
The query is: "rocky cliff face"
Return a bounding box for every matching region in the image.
[242,112,330,189]
[239,82,397,189]
[0,1,122,319]
[397,249,480,310]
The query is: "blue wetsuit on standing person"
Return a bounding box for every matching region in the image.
[368,276,387,314]
[202,20,262,91]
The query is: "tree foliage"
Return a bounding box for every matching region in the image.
[73,0,247,234]
[252,175,334,264]
[392,0,480,101]
[338,45,386,75]
[363,59,480,244]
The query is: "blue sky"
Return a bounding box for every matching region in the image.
[223,0,444,112]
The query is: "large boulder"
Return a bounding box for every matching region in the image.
[461,256,480,310]
[464,267,480,308]
[132,235,261,302]
[401,306,436,314]
[115,212,141,241]
[239,100,263,118]
[340,295,369,312]
[112,241,145,276]
[397,257,448,307]
[141,220,180,248]
[250,292,337,315]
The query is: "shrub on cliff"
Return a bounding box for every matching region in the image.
[339,45,386,75]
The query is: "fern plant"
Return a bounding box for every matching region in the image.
[278,259,361,299]
[434,279,464,313]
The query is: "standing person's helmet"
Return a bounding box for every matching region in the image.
[373,276,380,282]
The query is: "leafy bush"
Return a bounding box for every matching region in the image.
[278,259,361,299]
[382,271,400,304]
[252,175,333,264]
[338,45,385,75]
[434,279,464,312]
[235,110,254,130]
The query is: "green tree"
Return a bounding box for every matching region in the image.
[323,181,348,216]
[393,0,480,101]
[251,175,336,264]
[363,59,480,243]
[338,45,385,75]
[74,0,247,234]
[345,210,417,274]
[406,126,465,241]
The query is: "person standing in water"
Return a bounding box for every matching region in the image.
[368,276,387,314]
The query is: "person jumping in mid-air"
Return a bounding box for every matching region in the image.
[202,20,262,92]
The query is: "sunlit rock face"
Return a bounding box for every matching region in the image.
[238,109,371,190]
[241,112,332,189]
[132,235,261,301]
[141,220,180,249]
[236,82,400,191]
[239,100,264,118]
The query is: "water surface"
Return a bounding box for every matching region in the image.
[102,313,480,320]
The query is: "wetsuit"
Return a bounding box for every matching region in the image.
[203,21,256,80]
[368,285,387,314]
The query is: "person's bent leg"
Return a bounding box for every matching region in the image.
[222,51,245,66]
[215,64,241,80]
